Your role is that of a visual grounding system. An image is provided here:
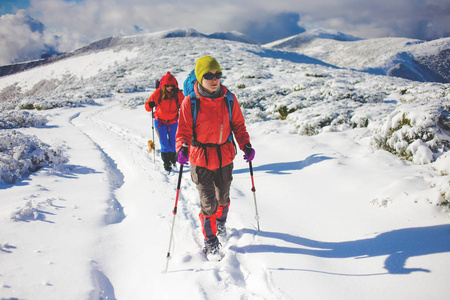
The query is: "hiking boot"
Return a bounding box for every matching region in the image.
[164,164,172,172]
[169,152,177,167]
[217,222,227,238]
[161,152,172,172]
[203,237,221,255]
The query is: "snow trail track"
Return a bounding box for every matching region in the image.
[70,99,284,299]
[3,94,448,300]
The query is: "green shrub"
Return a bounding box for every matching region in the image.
[277,105,298,120]
[19,103,35,110]
[305,73,328,78]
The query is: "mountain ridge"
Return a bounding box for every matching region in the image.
[265,29,450,83]
[1,28,449,83]
[0,28,257,78]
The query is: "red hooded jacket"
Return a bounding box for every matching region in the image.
[176,83,250,170]
[145,72,183,124]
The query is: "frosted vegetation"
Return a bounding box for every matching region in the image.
[0,33,449,200]
[1,31,450,299]
[0,130,67,184]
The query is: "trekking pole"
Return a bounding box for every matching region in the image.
[165,144,187,273]
[151,107,156,164]
[249,161,260,231]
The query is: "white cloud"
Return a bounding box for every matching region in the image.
[29,0,450,41]
[0,10,52,65]
[290,0,450,40]
[1,0,449,66]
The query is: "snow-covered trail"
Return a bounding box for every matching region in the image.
[2,95,449,300]
[72,96,450,299]
[69,96,283,299]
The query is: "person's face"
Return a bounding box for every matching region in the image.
[165,85,175,93]
[201,70,221,94]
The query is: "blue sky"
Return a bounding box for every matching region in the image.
[1,0,449,66]
[0,0,30,14]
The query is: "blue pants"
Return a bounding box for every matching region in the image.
[155,120,177,153]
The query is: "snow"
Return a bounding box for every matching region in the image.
[265,29,450,82]
[0,30,449,299]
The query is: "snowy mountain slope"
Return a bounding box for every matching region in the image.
[0,28,257,78]
[265,29,450,83]
[0,31,450,299]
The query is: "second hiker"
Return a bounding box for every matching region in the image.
[176,56,255,255]
[145,71,184,172]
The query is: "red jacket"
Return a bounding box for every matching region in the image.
[176,83,250,170]
[145,88,184,124]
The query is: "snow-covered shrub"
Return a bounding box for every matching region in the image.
[23,79,62,97]
[430,152,450,210]
[372,102,449,164]
[120,96,146,109]
[305,73,328,78]
[0,111,48,129]
[295,112,345,135]
[350,113,369,128]
[0,83,21,102]
[83,88,113,99]
[407,140,434,164]
[17,96,96,110]
[115,83,146,93]
[1,79,66,103]
[439,106,450,130]
[289,100,371,135]
[277,105,301,120]
[0,131,68,184]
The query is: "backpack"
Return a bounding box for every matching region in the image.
[183,69,234,143]
[183,69,196,98]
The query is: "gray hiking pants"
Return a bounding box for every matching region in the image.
[190,163,233,216]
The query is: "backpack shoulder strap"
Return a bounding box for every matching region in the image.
[224,89,235,142]
[190,93,199,121]
[190,92,200,141]
[224,90,234,124]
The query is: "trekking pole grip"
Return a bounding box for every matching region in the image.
[181,143,188,154]
[249,161,256,192]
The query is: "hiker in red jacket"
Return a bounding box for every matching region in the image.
[145,72,184,172]
[176,56,255,255]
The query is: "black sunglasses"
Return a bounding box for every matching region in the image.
[165,85,175,88]
[203,72,222,80]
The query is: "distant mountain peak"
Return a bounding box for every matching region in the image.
[265,28,363,48]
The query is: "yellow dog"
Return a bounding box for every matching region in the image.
[148,140,155,152]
